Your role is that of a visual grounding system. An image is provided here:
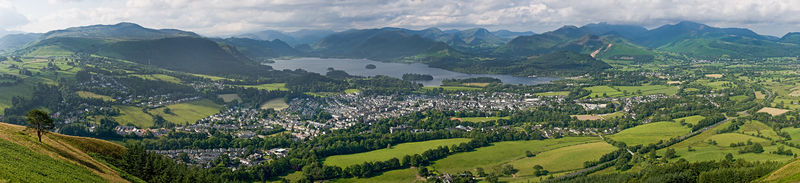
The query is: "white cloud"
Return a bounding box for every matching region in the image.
[7,0,800,36]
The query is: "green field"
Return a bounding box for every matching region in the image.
[324,138,471,167]
[76,91,115,102]
[240,83,289,91]
[675,115,705,125]
[114,106,154,127]
[457,116,510,122]
[422,86,482,91]
[261,98,289,110]
[781,127,800,145]
[536,91,569,96]
[217,94,242,103]
[114,99,221,127]
[131,74,182,84]
[330,168,420,183]
[608,122,691,146]
[430,137,601,174]
[737,120,781,140]
[505,142,616,181]
[661,121,800,162]
[585,85,678,98]
[148,99,222,125]
[345,89,361,94]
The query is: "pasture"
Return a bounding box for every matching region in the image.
[261,98,289,110]
[429,137,601,174]
[148,99,222,125]
[76,91,115,102]
[662,121,800,162]
[131,74,181,84]
[505,142,616,181]
[217,94,242,103]
[323,138,471,167]
[571,112,624,121]
[456,116,510,122]
[239,83,289,91]
[584,85,677,98]
[674,115,705,125]
[329,168,420,183]
[608,122,690,145]
[535,91,570,96]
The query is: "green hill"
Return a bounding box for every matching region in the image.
[39,22,198,40]
[0,33,40,53]
[779,32,800,44]
[0,122,129,183]
[313,28,453,60]
[217,37,303,60]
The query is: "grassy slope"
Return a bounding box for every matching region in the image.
[323,138,471,167]
[430,137,601,174]
[115,99,221,127]
[505,142,616,182]
[659,121,800,162]
[762,158,800,183]
[608,122,691,146]
[0,122,128,182]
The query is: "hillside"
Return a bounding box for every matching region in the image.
[0,122,129,183]
[11,23,265,75]
[312,28,453,60]
[0,33,40,53]
[217,37,303,60]
[779,32,800,44]
[39,22,199,40]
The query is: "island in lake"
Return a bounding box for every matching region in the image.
[365,64,376,69]
[402,73,434,81]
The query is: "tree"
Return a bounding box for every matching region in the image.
[525,150,535,157]
[664,148,677,159]
[26,109,54,142]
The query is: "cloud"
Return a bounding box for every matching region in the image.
[10,0,800,36]
[0,0,29,28]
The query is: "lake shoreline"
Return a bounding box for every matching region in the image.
[265,57,559,86]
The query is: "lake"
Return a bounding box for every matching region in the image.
[266,58,559,86]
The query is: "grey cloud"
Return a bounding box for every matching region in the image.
[13,0,800,36]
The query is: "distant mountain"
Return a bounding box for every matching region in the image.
[779,32,800,44]
[15,23,263,75]
[312,28,453,60]
[40,22,199,40]
[217,37,303,60]
[579,22,648,40]
[0,33,41,53]
[237,29,335,46]
[491,30,535,39]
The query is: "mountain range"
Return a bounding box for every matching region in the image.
[2,21,799,77]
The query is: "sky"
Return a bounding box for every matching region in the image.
[2,0,800,37]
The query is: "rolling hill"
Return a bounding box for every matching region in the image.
[0,122,130,183]
[0,33,41,53]
[216,37,303,60]
[11,23,265,75]
[312,28,453,60]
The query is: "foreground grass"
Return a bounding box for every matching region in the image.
[762,159,800,183]
[324,138,471,167]
[608,121,691,146]
[0,123,127,182]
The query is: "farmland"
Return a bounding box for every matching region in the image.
[324,138,471,167]
[261,98,289,110]
[608,121,690,145]
[429,137,602,174]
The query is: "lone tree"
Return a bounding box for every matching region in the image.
[26,109,54,142]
